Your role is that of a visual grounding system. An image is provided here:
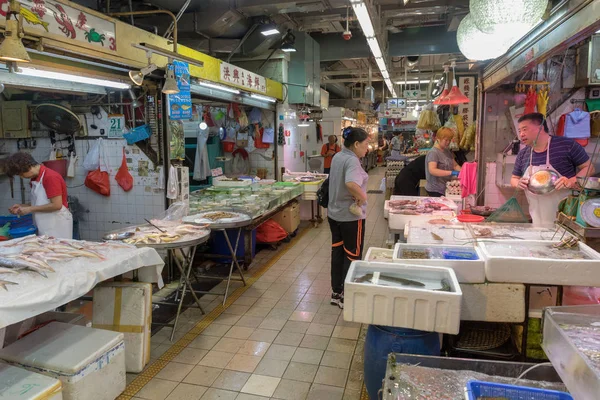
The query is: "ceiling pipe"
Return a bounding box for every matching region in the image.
[164,0,191,39]
[109,10,178,52]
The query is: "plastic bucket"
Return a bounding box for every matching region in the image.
[42,160,68,178]
[222,141,235,153]
[364,325,440,400]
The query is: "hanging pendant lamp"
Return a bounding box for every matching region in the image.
[433,66,450,105]
[440,64,470,105]
[457,13,516,61]
[469,0,547,36]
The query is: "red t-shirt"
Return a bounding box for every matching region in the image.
[31,165,69,209]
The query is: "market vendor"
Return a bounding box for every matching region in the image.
[5,152,73,239]
[390,131,405,158]
[511,113,593,227]
[393,155,426,196]
[425,127,461,197]
[320,134,341,174]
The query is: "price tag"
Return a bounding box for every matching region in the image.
[108,114,125,138]
[211,167,224,177]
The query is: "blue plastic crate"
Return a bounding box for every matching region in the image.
[0,214,34,229]
[9,226,37,238]
[465,381,573,400]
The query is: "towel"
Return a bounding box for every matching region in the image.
[458,161,478,198]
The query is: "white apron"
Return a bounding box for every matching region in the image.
[31,170,73,239]
[524,137,570,228]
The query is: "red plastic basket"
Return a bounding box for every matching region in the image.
[457,214,485,223]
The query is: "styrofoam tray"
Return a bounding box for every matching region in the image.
[343,261,462,334]
[405,220,473,245]
[389,210,456,231]
[364,247,394,262]
[480,240,600,286]
[393,243,485,283]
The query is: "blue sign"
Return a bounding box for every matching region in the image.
[168,61,192,120]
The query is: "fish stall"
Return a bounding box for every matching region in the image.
[387,196,458,234]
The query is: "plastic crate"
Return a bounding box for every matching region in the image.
[0,214,34,229]
[465,380,573,400]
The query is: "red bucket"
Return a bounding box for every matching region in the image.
[42,159,68,178]
[222,141,235,153]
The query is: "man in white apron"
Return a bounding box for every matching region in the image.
[5,152,73,238]
[511,113,593,227]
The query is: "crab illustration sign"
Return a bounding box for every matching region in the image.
[0,0,117,51]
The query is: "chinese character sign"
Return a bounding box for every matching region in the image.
[168,61,192,120]
[458,77,476,129]
[220,62,267,93]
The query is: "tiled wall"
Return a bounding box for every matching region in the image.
[483,162,529,215]
[248,147,276,179]
[0,138,165,241]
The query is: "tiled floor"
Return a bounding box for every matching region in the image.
[128,168,388,400]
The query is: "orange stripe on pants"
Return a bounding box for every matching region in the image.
[344,220,363,258]
[332,241,343,247]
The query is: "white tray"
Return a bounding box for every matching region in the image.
[479,240,600,286]
[343,261,462,334]
[405,220,473,245]
[389,210,456,232]
[393,243,485,283]
[364,247,394,262]
[213,178,253,187]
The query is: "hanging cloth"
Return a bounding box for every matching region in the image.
[255,124,270,149]
[193,128,211,181]
[537,87,549,117]
[524,86,538,114]
[115,147,134,191]
[458,162,477,198]
[316,123,323,143]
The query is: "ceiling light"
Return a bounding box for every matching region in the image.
[281,43,296,52]
[261,24,280,36]
[375,57,386,72]
[18,67,130,89]
[128,89,141,108]
[366,37,382,59]
[469,0,546,35]
[0,14,31,63]
[395,79,440,85]
[457,14,516,60]
[196,81,240,94]
[199,122,208,130]
[162,65,179,94]
[381,70,390,79]
[129,63,158,86]
[298,119,310,127]
[250,93,277,103]
[352,2,375,38]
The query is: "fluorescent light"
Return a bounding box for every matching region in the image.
[366,37,382,59]
[352,3,375,38]
[197,81,240,94]
[18,67,130,89]
[375,57,386,71]
[381,70,390,79]
[394,79,440,85]
[250,93,277,103]
[261,28,280,36]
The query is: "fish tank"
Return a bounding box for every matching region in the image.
[543,305,600,400]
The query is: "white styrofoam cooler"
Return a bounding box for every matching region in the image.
[0,364,63,399]
[0,322,125,400]
[480,240,600,286]
[92,282,152,373]
[364,247,394,262]
[460,283,526,322]
[388,210,456,232]
[343,261,462,334]
[384,200,390,219]
[393,243,486,283]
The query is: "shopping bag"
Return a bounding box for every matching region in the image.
[82,138,101,171]
[257,220,288,244]
[167,165,179,199]
[115,148,133,191]
[85,169,111,196]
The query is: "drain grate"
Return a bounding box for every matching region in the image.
[367,190,383,194]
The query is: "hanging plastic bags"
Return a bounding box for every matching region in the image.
[167,165,179,199]
[82,138,102,171]
[115,147,134,191]
[256,220,288,244]
[85,139,110,196]
[67,152,78,178]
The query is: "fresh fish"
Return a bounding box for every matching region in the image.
[431,232,443,241]
[434,278,452,292]
[19,256,55,273]
[1,235,37,247]
[0,256,48,278]
[354,273,426,287]
[0,279,18,291]
[0,267,19,274]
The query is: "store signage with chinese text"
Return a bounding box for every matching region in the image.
[220,62,267,93]
[384,109,407,118]
[458,76,476,130]
[168,61,193,120]
[3,1,117,51]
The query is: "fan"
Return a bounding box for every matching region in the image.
[35,103,82,157]
[431,73,447,98]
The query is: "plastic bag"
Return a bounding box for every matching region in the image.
[49,146,56,161]
[150,201,189,227]
[380,178,386,192]
[85,169,110,196]
[167,165,179,199]
[444,117,459,150]
[115,148,133,191]
[82,138,102,171]
[256,220,288,244]
[349,203,362,217]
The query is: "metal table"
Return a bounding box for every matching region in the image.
[184,212,251,305]
[107,227,211,341]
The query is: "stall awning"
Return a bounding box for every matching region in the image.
[483,0,600,90]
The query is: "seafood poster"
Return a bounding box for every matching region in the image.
[2,1,117,51]
[168,61,192,121]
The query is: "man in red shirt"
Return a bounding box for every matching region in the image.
[5,152,72,238]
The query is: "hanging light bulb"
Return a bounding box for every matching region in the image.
[162,64,179,94]
[433,66,450,105]
[469,0,547,36]
[441,63,470,105]
[199,121,208,130]
[0,1,31,63]
[129,63,158,86]
[128,89,141,108]
[457,14,516,61]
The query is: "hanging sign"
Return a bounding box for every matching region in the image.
[2,1,117,51]
[168,61,193,120]
[384,109,407,118]
[220,62,267,93]
[403,89,421,99]
[387,98,407,109]
[458,76,476,130]
[108,114,125,138]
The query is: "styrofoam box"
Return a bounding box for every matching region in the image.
[393,243,486,283]
[213,178,253,187]
[301,181,323,193]
[0,322,125,400]
[384,200,390,219]
[460,283,526,322]
[344,261,462,334]
[364,247,394,262]
[0,364,63,399]
[389,210,456,231]
[93,282,152,373]
[480,240,600,286]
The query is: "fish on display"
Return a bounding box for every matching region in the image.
[0,256,48,278]
[354,273,426,287]
[0,279,18,291]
